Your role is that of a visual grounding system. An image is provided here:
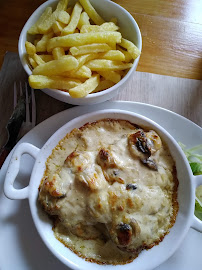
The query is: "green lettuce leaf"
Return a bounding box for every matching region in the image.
[190,162,202,175]
[179,143,202,221]
[195,199,202,220]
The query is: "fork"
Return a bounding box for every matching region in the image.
[14,81,36,139]
[0,81,36,168]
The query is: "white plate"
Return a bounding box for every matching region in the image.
[0,101,202,270]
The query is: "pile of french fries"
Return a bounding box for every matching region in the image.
[26,0,141,98]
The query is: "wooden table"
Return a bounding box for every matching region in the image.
[1,0,202,79]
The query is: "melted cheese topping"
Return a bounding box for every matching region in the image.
[39,119,178,264]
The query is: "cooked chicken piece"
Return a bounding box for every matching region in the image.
[65,150,107,191]
[65,151,89,173]
[39,150,108,221]
[97,148,124,184]
[97,148,117,169]
[42,174,66,198]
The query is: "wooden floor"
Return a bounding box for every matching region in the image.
[0,0,202,79]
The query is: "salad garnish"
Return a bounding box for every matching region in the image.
[179,143,202,220]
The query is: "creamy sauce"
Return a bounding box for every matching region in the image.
[39,119,178,264]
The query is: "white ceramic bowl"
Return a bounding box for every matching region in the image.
[4,109,202,270]
[18,0,142,105]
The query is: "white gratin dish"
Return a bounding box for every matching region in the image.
[4,109,202,270]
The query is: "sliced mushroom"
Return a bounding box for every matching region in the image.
[146,130,162,154]
[128,131,160,170]
[117,223,133,246]
[107,219,141,250]
[126,183,137,190]
[128,131,151,159]
[130,218,141,237]
[141,158,158,171]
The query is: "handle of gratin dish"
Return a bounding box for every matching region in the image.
[4,142,40,200]
[191,175,202,232]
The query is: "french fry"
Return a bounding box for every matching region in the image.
[61,2,83,35]
[86,59,132,71]
[28,56,38,69]
[93,80,114,93]
[58,10,70,24]
[56,0,69,14]
[76,53,100,68]
[69,74,100,98]
[52,47,65,59]
[98,70,121,84]
[27,7,52,35]
[117,45,133,62]
[36,32,54,52]
[99,50,125,61]
[120,38,141,59]
[32,55,79,75]
[77,11,90,30]
[80,22,118,33]
[25,41,36,55]
[39,54,54,62]
[79,0,105,25]
[38,0,69,34]
[108,42,117,50]
[73,65,91,78]
[63,65,92,79]
[29,75,81,90]
[52,21,66,35]
[33,54,45,65]
[70,43,111,56]
[100,22,119,31]
[47,31,122,51]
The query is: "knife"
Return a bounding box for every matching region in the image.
[0,94,26,168]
